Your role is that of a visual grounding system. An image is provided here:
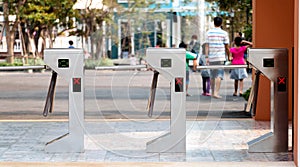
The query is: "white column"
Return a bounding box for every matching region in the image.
[118,19,121,59]
[131,31,134,55]
[165,19,170,48]
[174,14,181,47]
[102,21,106,58]
[154,20,157,46]
[198,0,206,44]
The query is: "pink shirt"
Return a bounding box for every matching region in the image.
[230,46,247,65]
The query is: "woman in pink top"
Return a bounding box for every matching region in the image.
[229,37,252,96]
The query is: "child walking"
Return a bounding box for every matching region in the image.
[229,37,252,96]
[179,41,198,96]
[199,43,210,96]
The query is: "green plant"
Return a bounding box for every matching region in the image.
[244,24,252,41]
[84,58,114,69]
[0,62,23,66]
[9,58,46,66]
[29,58,46,66]
[241,87,251,101]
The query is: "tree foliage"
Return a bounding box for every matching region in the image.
[3,0,27,63]
[71,0,120,59]
[3,0,178,60]
[206,0,252,40]
[3,0,79,63]
[23,0,78,47]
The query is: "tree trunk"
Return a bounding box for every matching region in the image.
[90,33,95,59]
[84,33,89,57]
[7,34,15,63]
[19,24,28,64]
[3,1,14,64]
[96,33,102,60]
[47,28,54,48]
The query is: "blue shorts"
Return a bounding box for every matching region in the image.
[230,68,248,80]
[209,61,224,80]
[186,70,190,84]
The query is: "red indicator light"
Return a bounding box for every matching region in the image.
[176,78,183,85]
[73,78,81,85]
[278,77,285,84]
[175,77,184,92]
[277,77,286,92]
[73,78,81,92]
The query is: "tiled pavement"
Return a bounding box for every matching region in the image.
[0,70,296,166]
[0,119,295,166]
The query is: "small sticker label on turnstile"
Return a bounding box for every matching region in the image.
[277,77,287,92]
[263,58,274,67]
[58,59,69,68]
[175,77,184,92]
[73,78,81,92]
[161,59,172,68]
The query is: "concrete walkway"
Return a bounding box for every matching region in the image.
[0,162,295,167]
[0,119,294,166]
[0,70,295,166]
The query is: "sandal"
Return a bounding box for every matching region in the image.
[213,95,222,99]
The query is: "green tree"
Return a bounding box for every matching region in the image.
[73,0,165,59]
[3,0,27,64]
[22,0,78,56]
[206,0,252,41]
[73,0,120,59]
[3,0,79,63]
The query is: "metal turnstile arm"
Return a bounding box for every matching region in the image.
[245,69,261,114]
[43,71,57,117]
[147,71,159,117]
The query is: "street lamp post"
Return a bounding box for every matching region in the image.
[169,11,173,47]
[230,11,235,42]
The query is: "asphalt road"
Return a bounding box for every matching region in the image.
[0,69,252,120]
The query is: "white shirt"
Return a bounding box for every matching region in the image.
[205,27,229,62]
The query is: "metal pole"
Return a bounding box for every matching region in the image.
[170,11,173,47]
[95,65,147,71]
[147,71,159,117]
[95,64,247,71]
[43,71,57,117]
[0,65,46,71]
[196,64,247,69]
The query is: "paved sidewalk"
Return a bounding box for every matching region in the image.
[0,119,294,166]
[0,162,296,167]
[0,70,295,166]
[0,70,252,120]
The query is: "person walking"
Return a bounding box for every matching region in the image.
[179,41,198,96]
[68,40,75,48]
[121,36,130,58]
[205,16,230,99]
[229,37,252,96]
[189,35,200,54]
[199,43,210,96]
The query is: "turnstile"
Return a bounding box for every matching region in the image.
[145,48,186,153]
[247,48,288,152]
[44,48,84,153]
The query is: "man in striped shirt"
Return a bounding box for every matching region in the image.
[205,17,230,99]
